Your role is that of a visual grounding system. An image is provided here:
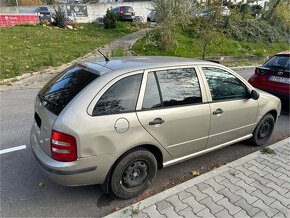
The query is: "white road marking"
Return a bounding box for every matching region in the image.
[0,145,27,155]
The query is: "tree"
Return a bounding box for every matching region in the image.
[52,6,66,28]
[266,0,282,20]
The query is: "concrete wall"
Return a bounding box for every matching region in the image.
[0,1,153,23]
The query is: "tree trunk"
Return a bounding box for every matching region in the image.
[266,0,282,20]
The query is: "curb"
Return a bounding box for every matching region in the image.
[104,137,290,218]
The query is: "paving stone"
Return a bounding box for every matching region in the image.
[263,174,285,186]
[215,209,231,218]
[235,199,260,216]
[270,200,290,217]
[272,212,287,218]
[220,171,241,183]
[219,179,241,193]
[214,175,226,183]
[142,205,166,218]
[196,182,211,192]
[234,210,251,218]
[177,207,198,218]
[266,182,288,195]
[252,211,268,218]
[279,174,290,183]
[234,165,254,176]
[201,187,224,202]
[253,157,266,164]
[235,179,256,193]
[234,171,256,184]
[235,188,259,204]
[204,178,225,192]
[199,197,224,214]
[166,195,188,212]
[250,181,272,194]
[243,162,255,168]
[177,191,192,200]
[264,156,290,171]
[196,208,215,218]
[216,198,241,215]
[186,186,207,201]
[268,190,290,207]
[159,205,183,218]
[260,160,280,170]
[182,195,206,214]
[156,200,171,211]
[249,172,271,186]
[249,160,266,169]
[252,199,279,217]
[247,165,267,177]
[280,181,290,191]
[262,166,282,178]
[218,188,241,203]
[252,189,276,205]
[272,155,289,165]
[130,211,148,218]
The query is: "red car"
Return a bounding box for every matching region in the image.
[249,51,290,106]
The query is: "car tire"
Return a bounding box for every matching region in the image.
[250,113,275,146]
[110,148,157,199]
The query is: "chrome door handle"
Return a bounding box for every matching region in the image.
[149,118,165,125]
[213,108,223,115]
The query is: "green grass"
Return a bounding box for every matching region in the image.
[0,22,137,80]
[132,30,289,60]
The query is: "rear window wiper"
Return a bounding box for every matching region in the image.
[38,94,58,106]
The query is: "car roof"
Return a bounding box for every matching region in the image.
[80,56,220,76]
[276,51,290,56]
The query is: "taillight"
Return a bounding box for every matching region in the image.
[51,130,77,162]
[119,8,123,15]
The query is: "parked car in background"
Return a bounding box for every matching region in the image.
[111,6,135,21]
[31,57,281,199]
[147,10,156,22]
[249,51,290,107]
[37,6,52,23]
[64,17,74,25]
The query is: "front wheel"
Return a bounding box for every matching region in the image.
[250,113,275,146]
[110,148,157,199]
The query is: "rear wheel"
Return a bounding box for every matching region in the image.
[250,113,275,146]
[110,148,157,199]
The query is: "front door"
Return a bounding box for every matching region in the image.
[201,67,259,148]
[137,67,211,158]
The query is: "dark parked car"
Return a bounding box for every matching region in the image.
[248,51,290,107]
[37,7,52,23]
[111,6,135,21]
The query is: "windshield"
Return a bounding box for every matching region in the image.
[264,56,290,71]
[39,66,99,115]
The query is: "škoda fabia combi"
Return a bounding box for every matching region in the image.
[31,56,281,199]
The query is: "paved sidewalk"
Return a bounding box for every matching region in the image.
[106,138,290,218]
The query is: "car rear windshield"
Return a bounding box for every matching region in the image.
[264,56,290,71]
[38,66,99,115]
[122,6,134,12]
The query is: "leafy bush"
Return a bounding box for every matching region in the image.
[104,9,117,29]
[52,6,66,28]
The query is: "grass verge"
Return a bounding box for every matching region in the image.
[0,22,138,80]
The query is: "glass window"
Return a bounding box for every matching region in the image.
[202,67,248,101]
[155,68,202,107]
[142,72,162,109]
[93,74,142,116]
[39,66,99,115]
[264,56,290,70]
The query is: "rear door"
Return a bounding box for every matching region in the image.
[201,66,258,148]
[136,67,211,158]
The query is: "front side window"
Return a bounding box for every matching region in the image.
[202,67,248,101]
[142,68,202,109]
[93,74,142,116]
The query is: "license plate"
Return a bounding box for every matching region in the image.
[269,76,290,84]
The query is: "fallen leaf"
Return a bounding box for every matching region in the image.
[38,182,45,188]
[191,170,200,177]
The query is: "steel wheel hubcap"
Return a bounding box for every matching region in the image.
[258,120,271,139]
[122,161,148,188]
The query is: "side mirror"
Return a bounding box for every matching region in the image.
[250,90,259,100]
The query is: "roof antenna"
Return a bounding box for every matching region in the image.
[98,50,110,62]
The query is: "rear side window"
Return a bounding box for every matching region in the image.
[93,74,143,116]
[142,68,202,109]
[122,6,134,12]
[202,67,248,101]
[39,66,98,115]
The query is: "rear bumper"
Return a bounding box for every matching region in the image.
[30,125,115,186]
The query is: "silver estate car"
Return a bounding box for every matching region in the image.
[31,56,281,199]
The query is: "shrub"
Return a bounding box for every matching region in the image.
[52,6,66,28]
[104,9,117,29]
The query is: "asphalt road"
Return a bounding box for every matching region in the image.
[0,69,289,217]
